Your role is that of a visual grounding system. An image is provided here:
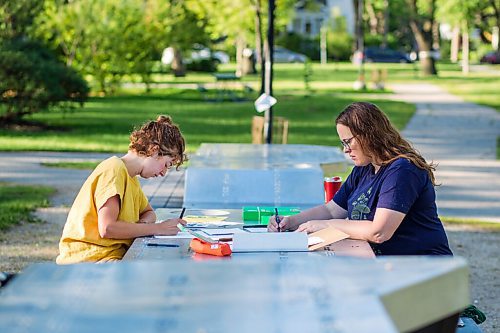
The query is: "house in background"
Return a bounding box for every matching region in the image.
[287,0,355,36]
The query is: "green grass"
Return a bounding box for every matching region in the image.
[1,61,498,153]
[441,216,500,231]
[498,137,500,159]
[0,183,54,231]
[41,161,99,169]
[0,88,415,153]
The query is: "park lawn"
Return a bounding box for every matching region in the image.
[1,61,497,153]
[441,217,500,231]
[0,183,54,231]
[0,88,414,153]
[41,161,100,169]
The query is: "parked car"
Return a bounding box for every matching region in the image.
[273,46,308,63]
[352,47,412,64]
[161,45,230,66]
[480,51,500,64]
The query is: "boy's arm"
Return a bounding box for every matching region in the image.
[97,195,181,239]
[138,204,156,223]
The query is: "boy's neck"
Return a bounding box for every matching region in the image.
[120,151,142,177]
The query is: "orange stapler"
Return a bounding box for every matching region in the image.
[190,238,232,257]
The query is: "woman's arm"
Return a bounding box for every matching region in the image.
[268,201,348,232]
[97,195,183,239]
[296,208,405,243]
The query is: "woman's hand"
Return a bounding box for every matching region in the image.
[267,215,293,232]
[295,220,331,234]
[156,218,186,236]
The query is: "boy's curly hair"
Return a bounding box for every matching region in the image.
[129,115,188,169]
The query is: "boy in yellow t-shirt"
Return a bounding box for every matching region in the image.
[56,115,188,264]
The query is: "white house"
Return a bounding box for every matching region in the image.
[287,0,355,36]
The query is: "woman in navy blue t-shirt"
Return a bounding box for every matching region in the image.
[268,102,452,256]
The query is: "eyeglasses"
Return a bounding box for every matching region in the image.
[340,136,356,151]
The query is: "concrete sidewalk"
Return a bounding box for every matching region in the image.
[390,83,500,222]
[0,152,183,209]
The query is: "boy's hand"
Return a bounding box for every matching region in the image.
[156,218,186,235]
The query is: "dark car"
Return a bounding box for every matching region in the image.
[352,47,412,64]
[480,51,500,64]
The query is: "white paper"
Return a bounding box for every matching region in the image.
[232,232,308,252]
[186,221,243,228]
[244,227,269,233]
[308,236,325,246]
[254,93,277,113]
[201,228,247,236]
[154,232,194,239]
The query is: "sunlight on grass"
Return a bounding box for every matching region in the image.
[0,88,415,152]
[441,216,500,231]
[41,161,100,170]
[2,61,498,152]
[0,183,54,231]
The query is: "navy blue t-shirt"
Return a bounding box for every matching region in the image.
[333,158,452,256]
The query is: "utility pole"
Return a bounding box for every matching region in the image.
[264,0,275,144]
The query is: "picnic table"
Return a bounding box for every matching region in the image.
[183,143,347,209]
[122,208,376,261]
[0,244,468,333]
[213,73,242,101]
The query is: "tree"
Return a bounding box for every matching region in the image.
[189,0,296,80]
[35,0,209,92]
[0,39,89,125]
[406,0,438,75]
[0,0,43,40]
[476,0,500,48]
[437,0,481,74]
[0,0,88,125]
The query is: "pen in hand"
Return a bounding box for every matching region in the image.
[179,207,186,219]
[275,208,281,232]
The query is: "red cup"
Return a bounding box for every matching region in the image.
[324,176,342,203]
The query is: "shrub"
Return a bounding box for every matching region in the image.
[327,31,354,61]
[0,39,89,125]
[185,58,218,72]
[275,32,320,61]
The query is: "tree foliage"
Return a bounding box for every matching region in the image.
[0,0,89,125]
[34,0,208,93]
[0,39,89,125]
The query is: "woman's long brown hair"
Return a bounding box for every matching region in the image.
[336,102,437,185]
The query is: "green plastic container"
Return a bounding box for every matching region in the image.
[242,206,301,225]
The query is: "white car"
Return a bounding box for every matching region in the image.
[161,46,229,65]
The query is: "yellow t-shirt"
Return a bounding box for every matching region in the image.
[56,156,149,264]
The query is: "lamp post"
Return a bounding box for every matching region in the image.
[264,0,275,144]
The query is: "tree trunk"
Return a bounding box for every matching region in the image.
[254,0,265,94]
[462,25,469,75]
[450,26,460,63]
[235,36,247,77]
[366,1,378,35]
[407,0,437,76]
[382,0,389,48]
[432,20,440,51]
[489,0,500,49]
[171,47,185,77]
[254,0,263,65]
